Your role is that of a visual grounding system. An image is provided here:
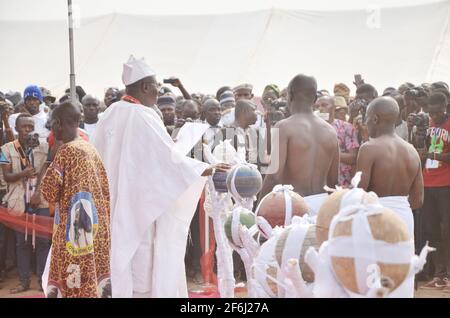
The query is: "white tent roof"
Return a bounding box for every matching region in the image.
[0,0,444,19]
[1,0,449,98]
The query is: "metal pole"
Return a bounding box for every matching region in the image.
[68,0,76,105]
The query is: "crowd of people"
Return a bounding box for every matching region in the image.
[0,54,448,297]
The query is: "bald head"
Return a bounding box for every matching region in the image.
[316,95,335,106]
[366,97,400,137]
[288,74,317,112]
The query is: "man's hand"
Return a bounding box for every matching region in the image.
[168,77,183,88]
[201,163,232,177]
[22,166,37,179]
[30,191,42,208]
[1,105,10,123]
[353,77,365,88]
[175,118,186,128]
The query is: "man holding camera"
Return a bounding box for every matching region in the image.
[349,84,378,144]
[1,113,50,293]
[405,87,430,147]
[418,93,450,292]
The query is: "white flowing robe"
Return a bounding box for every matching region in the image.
[378,196,415,298]
[93,100,208,298]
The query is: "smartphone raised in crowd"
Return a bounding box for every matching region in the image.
[163,78,176,84]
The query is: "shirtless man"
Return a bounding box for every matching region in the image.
[356,96,424,298]
[357,96,424,237]
[260,74,339,215]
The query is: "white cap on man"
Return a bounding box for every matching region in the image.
[122,55,156,86]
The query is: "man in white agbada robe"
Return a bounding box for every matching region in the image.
[93,55,227,298]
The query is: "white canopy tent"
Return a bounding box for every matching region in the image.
[0,0,449,99]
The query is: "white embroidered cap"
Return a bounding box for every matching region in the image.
[122,55,156,86]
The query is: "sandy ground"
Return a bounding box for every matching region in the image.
[0,269,448,298]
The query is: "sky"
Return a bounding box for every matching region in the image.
[0,0,444,20]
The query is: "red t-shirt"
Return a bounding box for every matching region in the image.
[423,116,450,187]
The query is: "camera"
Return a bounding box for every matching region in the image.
[411,112,429,149]
[404,86,427,100]
[349,98,369,121]
[25,133,40,149]
[404,88,419,99]
[412,112,429,128]
[268,110,285,125]
[163,78,176,84]
[270,99,287,110]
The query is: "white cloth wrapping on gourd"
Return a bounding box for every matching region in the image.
[206,177,235,298]
[277,215,316,298]
[255,184,315,240]
[252,229,287,298]
[323,188,434,297]
[255,184,294,227]
[251,215,314,298]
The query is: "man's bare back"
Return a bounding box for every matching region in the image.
[260,74,339,199]
[261,113,339,197]
[357,96,424,209]
[359,135,421,195]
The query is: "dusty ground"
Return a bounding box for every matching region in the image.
[0,269,448,298]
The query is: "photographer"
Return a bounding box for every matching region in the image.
[262,84,286,126]
[417,93,450,291]
[405,87,430,147]
[0,113,50,293]
[349,84,378,144]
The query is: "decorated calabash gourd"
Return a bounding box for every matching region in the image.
[211,140,237,193]
[226,164,262,199]
[316,189,379,245]
[223,207,256,248]
[330,207,411,295]
[274,223,319,283]
[256,185,310,238]
[316,189,349,245]
[212,171,228,193]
